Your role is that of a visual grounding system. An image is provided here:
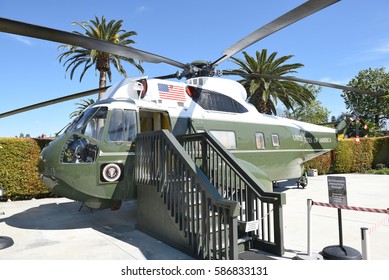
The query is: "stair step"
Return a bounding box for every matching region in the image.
[238,250,276,260]
[237,235,252,244]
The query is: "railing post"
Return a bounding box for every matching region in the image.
[229,215,238,260]
[201,137,208,174]
[273,198,284,256]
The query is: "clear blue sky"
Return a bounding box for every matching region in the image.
[1,0,388,137]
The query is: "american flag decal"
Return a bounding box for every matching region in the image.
[158,83,186,102]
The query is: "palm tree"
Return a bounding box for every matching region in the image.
[69,98,95,119]
[230,49,315,115]
[58,16,144,101]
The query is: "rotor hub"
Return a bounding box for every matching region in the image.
[178,60,222,79]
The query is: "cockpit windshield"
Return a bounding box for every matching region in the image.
[64,106,138,143]
[65,106,108,141]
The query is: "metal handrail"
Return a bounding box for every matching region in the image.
[177,132,284,256]
[135,130,240,259]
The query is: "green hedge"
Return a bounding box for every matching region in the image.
[372,136,389,168]
[0,138,54,200]
[305,136,389,174]
[304,152,333,175]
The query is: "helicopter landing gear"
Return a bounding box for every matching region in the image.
[297,174,308,188]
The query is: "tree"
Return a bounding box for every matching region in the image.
[58,16,144,100]
[69,99,95,119]
[283,84,330,124]
[342,67,389,129]
[230,49,315,115]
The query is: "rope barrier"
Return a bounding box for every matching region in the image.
[312,200,389,235]
[312,201,388,214]
[307,199,388,260]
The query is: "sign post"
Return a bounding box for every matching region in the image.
[321,176,362,260]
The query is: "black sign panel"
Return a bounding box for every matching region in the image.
[327,176,348,206]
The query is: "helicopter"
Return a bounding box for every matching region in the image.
[0,0,386,210]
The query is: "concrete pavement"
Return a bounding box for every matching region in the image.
[0,174,388,260]
[0,197,193,259]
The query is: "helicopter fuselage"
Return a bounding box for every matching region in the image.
[40,76,338,209]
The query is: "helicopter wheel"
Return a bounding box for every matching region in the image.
[297,176,308,189]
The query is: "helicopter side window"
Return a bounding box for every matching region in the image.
[209,130,236,150]
[272,134,280,147]
[106,109,137,142]
[255,132,266,149]
[193,89,248,113]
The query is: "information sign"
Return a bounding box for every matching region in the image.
[327,176,347,206]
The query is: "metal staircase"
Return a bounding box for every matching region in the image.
[134,130,285,259]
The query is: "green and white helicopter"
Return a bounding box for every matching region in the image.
[0,0,385,209]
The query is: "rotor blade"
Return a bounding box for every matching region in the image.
[260,74,387,97]
[212,0,340,67]
[0,18,186,69]
[154,72,180,80]
[0,87,109,119]
[225,71,386,97]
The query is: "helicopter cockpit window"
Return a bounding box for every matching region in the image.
[65,106,108,141]
[192,89,248,113]
[106,109,137,142]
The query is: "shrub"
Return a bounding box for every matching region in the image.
[0,138,54,200]
[375,163,386,169]
[348,137,375,173]
[366,168,389,175]
[372,137,389,168]
[306,136,389,174]
[304,151,333,175]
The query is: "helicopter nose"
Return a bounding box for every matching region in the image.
[39,147,50,172]
[39,150,47,173]
[38,136,79,196]
[39,146,57,189]
[39,136,65,180]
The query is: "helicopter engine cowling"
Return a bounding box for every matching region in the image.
[101,76,147,100]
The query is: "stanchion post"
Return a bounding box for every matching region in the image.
[295,199,323,260]
[360,227,370,260]
[307,199,312,256]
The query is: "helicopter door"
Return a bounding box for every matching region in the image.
[97,108,139,201]
[139,109,171,132]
